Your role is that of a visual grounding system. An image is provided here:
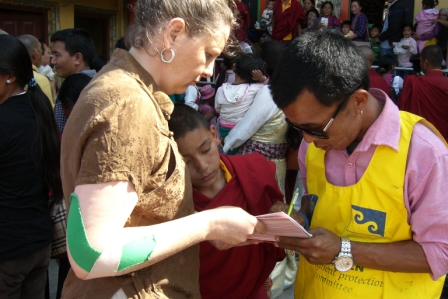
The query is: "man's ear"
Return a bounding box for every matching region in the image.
[210,124,220,143]
[73,53,84,66]
[353,88,369,112]
[162,18,186,49]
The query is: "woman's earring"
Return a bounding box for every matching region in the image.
[360,110,363,115]
[6,79,10,84]
[160,47,175,63]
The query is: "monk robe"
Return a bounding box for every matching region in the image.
[271,0,305,42]
[194,153,285,299]
[369,69,391,97]
[235,1,251,41]
[398,70,448,141]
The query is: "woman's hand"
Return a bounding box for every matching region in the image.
[431,18,440,24]
[413,33,422,40]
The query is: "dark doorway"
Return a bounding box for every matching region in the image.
[74,10,110,60]
[0,5,47,40]
[356,0,414,26]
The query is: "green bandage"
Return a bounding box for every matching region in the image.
[67,193,157,274]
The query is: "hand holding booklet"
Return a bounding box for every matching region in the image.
[249,212,312,242]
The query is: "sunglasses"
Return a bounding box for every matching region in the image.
[285,86,361,139]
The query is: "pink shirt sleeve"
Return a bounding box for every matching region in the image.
[405,123,448,280]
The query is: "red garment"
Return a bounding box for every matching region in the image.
[194,153,285,299]
[235,1,250,41]
[398,71,448,140]
[272,0,306,41]
[369,69,391,97]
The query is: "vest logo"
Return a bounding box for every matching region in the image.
[309,194,319,216]
[347,205,386,237]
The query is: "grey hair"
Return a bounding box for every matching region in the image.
[126,0,234,51]
[440,8,448,15]
[17,35,39,56]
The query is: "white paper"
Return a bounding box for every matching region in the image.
[393,42,407,54]
[320,17,329,27]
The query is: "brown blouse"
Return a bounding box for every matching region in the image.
[60,49,200,299]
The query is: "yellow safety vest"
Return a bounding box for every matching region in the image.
[295,112,445,299]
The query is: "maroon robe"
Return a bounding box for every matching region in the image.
[235,1,250,41]
[398,70,448,141]
[194,153,285,299]
[369,69,391,97]
[272,0,305,41]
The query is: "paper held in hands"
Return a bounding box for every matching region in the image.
[249,212,312,242]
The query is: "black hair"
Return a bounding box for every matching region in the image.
[39,38,46,54]
[270,30,369,109]
[422,0,438,8]
[306,0,316,5]
[233,53,266,83]
[259,40,286,77]
[341,20,351,27]
[0,35,63,202]
[351,0,363,7]
[59,73,92,110]
[321,1,334,12]
[115,37,128,50]
[376,54,394,76]
[90,55,107,73]
[168,104,210,140]
[421,45,443,68]
[370,23,382,32]
[50,28,96,67]
[403,23,413,31]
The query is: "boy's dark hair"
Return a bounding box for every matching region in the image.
[233,53,266,83]
[270,30,369,109]
[115,37,127,50]
[402,23,413,31]
[341,20,351,28]
[370,23,382,32]
[421,45,443,68]
[50,28,96,67]
[409,54,422,74]
[376,54,394,76]
[59,73,92,110]
[259,40,286,76]
[168,104,210,140]
[422,0,438,8]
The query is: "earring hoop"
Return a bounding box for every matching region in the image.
[6,79,10,84]
[160,47,175,63]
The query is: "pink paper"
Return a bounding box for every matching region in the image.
[249,212,312,241]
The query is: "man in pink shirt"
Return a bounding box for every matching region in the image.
[269,30,448,299]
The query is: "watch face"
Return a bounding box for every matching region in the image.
[334,256,353,272]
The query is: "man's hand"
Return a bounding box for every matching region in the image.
[276,227,340,264]
[269,202,305,228]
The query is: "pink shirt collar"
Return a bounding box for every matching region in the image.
[355,88,401,153]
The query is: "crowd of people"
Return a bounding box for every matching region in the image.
[0,0,447,299]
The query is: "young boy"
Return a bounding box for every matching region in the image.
[341,20,354,38]
[397,23,418,67]
[168,104,302,299]
[369,24,382,63]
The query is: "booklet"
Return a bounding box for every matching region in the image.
[249,212,312,242]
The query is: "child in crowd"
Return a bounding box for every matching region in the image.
[167,104,303,299]
[255,0,275,40]
[341,20,354,37]
[376,54,404,102]
[215,52,265,153]
[396,24,418,68]
[415,0,439,51]
[59,73,92,119]
[369,24,382,63]
[184,85,215,122]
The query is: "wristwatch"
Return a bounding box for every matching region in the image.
[332,236,353,272]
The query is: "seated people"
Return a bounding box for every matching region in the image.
[359,46,392,97]
[168,104,301,299]
[398,45,448,141]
